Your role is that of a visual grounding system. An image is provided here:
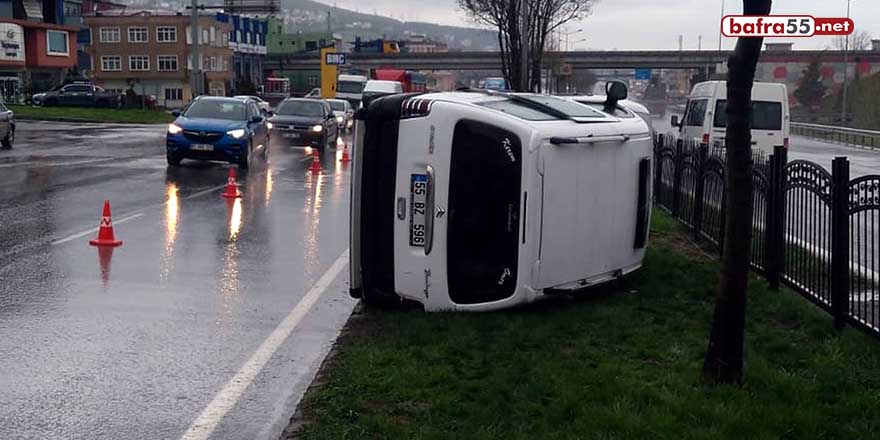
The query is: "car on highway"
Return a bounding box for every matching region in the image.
[327,98,354,131]
[0,101,14,149]
[349,82,653,311]
[34,83,121,108]
[270,98,339,153]
[166,96,270,169]
[361,80,404,108]
[234,95,272,114]
[672,80,790,152]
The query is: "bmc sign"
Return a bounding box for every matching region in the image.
[325,52,346,66]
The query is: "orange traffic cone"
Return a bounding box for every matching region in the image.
[89,200,123,247]
[221,167,242,198]
[339,139,351,163]
[309,149,322,173]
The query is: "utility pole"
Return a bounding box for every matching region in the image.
[189,0,201,97]
[717,0,725,50]
[840,0,852,123]
[519,0,529,91]
[678,35,683,52]
[698,35,702,50]
[326,10,331,37]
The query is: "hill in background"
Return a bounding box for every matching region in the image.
[120,0,499,51]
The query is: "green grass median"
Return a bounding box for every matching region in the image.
[289,211,880,440]
[9,105,174,124]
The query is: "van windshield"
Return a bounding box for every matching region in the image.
[713,100,782,130]
[337,80,365,94]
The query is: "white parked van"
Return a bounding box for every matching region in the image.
[673,80,789,152]
[350,84,653,311]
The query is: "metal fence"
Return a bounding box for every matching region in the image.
[791,122,880,150]
[654,133,880,338]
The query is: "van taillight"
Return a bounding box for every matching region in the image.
[401,98,433,119]
[784,137,789,148]
[702,133,710,145]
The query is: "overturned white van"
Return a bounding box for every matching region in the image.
[349,84,654,311]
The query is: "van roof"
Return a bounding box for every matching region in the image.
[690,80,788,99]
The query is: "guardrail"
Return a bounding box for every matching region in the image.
[791,122,880,150]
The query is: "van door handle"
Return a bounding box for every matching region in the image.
[424,165,435,255]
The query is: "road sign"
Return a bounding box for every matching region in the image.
[324,52,346,66]
[320,48,339,99]
[634,68,652,80]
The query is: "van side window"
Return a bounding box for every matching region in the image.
[684,99,708,126]
[713,100,782,131]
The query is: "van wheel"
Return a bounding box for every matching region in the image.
[166,154,181,166]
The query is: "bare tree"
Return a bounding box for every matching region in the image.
[458,0,593,91]
[829,29,873,51]
[702,0,772,385]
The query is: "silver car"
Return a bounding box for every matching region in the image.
[326,99,353,131]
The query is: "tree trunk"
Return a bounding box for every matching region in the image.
[702,0,772,385]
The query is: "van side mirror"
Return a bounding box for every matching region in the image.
[604,81,627,113]
[670,115,679,127]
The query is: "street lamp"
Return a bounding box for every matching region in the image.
[841,0,852,123]
[559,28,583,52]
[717,0,725,50]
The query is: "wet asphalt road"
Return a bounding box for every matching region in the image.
[0,121,357,439]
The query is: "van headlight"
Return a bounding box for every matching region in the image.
[311,124,323,132]
[227,129,246,139]
[336,115,344,123]
[168,123,183,134]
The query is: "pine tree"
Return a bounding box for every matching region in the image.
[794,57,825,112]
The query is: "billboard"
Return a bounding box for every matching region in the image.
[0,23,25,63]
[223,0,279,14]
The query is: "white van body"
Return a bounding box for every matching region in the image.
[350,91,653,311]
[677,80,790,152]
[336,74,368,106]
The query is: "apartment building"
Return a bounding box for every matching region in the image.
[0,0,79,101]
[84,9,233,108]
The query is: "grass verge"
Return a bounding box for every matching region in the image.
[288,210,880,440]
[9,105,174,124]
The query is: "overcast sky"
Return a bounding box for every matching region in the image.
[322,0,879,50]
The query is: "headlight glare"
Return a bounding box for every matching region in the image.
[168,123,183,134]
[227,129,246,138]
[311,124,323,132]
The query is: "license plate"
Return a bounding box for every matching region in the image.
[409,174,428,247]
[283,132,300,139]
[191,144,213,151]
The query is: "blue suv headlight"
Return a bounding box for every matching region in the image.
[227,129,246,139]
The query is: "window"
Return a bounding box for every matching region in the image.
[164,88,183,101]
[337,80,365,94]
[307,75,318,86]
[46,30,69,56]
[183,100,244,120]
[101,55,121,71]
[99,27,120,43]
[684,99,708,127]
[209,27,216,45]
[235,30,242,42]
[63,85,92,92]
[157,55,178,71]
[713,100,783,131]
[448,120,521,304]
[129,55,149,71]
[128,27,148,43]
[201,29,208,44]
[156,26,177,43]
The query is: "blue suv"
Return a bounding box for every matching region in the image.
[166,96,270,169]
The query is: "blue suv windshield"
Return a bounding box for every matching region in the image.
[184,100,246,121]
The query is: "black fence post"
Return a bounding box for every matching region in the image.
[692,143,708,241]
[654,134,664,201]
[672,139,683,218]
[831,156,850,330]
[765,145,786,290]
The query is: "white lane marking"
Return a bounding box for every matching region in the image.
[0,157,117,169]
[180,249,350,440]
[184,184,228,200]
[50,213,145,245]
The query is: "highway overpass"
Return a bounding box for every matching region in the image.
[264,50,880,72]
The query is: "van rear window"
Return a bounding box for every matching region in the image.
[713,100,782,130]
